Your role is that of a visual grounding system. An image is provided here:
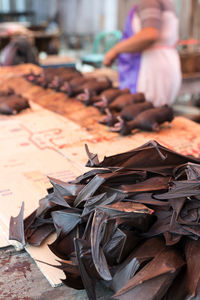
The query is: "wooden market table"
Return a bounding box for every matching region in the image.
[1,64,200,300]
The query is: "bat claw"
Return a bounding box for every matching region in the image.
[94,96,108,109]
[110,119,124,132]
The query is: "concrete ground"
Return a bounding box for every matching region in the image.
[0,247,113,300]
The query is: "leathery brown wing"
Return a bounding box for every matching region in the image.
[9,140,200,300]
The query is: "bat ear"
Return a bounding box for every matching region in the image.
[152,122,160,132]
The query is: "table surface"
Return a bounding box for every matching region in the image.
[1,64,200,300]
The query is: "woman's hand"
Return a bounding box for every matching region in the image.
[103,48,118,67]
[103,28,159,67]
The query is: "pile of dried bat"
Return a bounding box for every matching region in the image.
[0,88,30,115]
[25,68,174,135]
[9,140,200,300]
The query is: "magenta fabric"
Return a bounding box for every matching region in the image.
[118,6,141,94]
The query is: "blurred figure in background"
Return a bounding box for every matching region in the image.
[1,35,38,66]
[103,0,181,107]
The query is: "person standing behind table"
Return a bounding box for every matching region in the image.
[103,0,181,107]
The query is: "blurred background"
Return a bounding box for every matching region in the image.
[1,0,200,118]
[0,0,199,58]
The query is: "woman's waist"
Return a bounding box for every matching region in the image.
[148,41,177,50]
[142,42,179,56]
[141,46,180,67]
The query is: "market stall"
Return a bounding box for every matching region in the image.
[0,63,200,299]
[1,1,200,300]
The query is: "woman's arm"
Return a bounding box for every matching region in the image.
[103,27,159,67]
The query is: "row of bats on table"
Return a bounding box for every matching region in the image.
[26,67,174,135]
[0,88,30,115]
